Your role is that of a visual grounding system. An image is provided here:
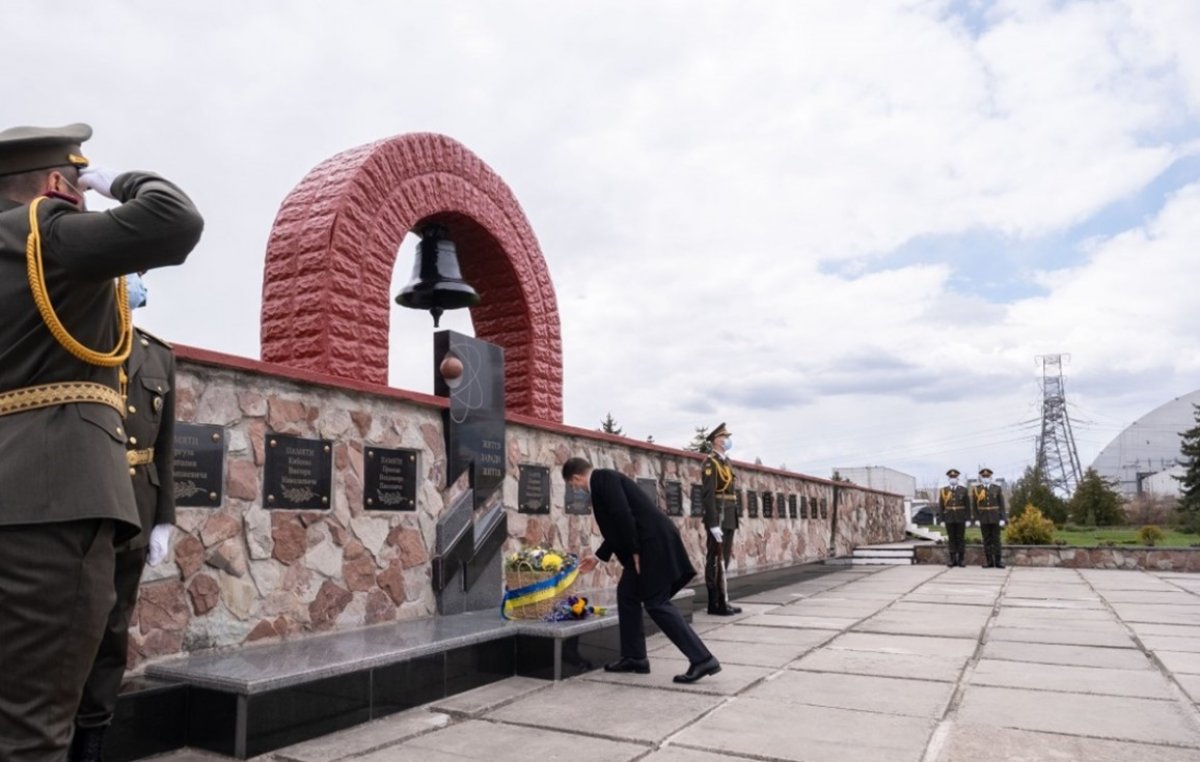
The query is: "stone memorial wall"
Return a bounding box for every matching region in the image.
[126,346,905,670]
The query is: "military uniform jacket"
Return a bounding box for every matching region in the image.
[972,483,1006,525]
[0,173,202,539]
[590,469,698,601]
[119,328,177,551]
[701,453,739,531]
[938,484,970,524]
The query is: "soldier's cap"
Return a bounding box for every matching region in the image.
[946,468,961,478]
[0,123,92,177]
[705,422,731,442]
[979,467,994,477]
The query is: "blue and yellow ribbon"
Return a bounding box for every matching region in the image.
[501,565,580,620]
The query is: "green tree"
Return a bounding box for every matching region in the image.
[598,412,623,436]
[685,426,712,454]
[1175,404,1200,533]
[1068,468,1125,527]
[1009,462,1068,525]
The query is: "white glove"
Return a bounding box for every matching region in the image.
[78,167,121,199]
[1000,520,1006,527]
[709,527,724,543]
[147,523,172,566]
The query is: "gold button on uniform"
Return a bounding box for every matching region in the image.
[129,436,138,446]
[115,426,123,436]
[140,338,149,347]
[128,404,137,414]
[129,467,136,476]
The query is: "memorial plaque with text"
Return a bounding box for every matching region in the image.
[761,491,773,518]
[263,434,332,510]
[435,331,506,509]
[173,422,225,508]
[789,494,798,518]
[665,481,683,516]
[518,464,551,514]
[363,446,417,511]
[690,484,704,517]
[747,490,759,518]
[565,484,592,515]
[637,478,658,506]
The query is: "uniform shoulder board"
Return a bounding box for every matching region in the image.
[134,326,173,349]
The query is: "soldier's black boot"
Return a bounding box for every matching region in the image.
[956,553,966,567]
[994,553,1005,569]
[946,552,956,568]
[69,725,106,762]
[983,552,994,568]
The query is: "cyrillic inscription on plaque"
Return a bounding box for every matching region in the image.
[264,434,332,510]
[173,422,225,508]
[518,464,550,514]
[665,481,683,516]
[364,446,417,511]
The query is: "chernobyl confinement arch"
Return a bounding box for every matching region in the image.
[260,132,563,421]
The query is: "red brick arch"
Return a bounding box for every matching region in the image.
[260,133,563,421]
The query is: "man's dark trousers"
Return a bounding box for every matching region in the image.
[76,546,147,729]
[616,567,709,664]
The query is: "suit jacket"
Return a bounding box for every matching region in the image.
[590,469,697,600]
[972,483,1006,525]
[0,173,202,540]
[118,328,177,551]
[701,453,739,530]
[938,484,970,524]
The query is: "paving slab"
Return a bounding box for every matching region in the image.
[1079,571,1177,591]
[807,590,903,601]
[745,669,955,718]
[853,611,986,639]
[1128,621,1200,639]
[641,747,740,762]
[428,676,548,717]
[993,608,1116,629]
[825,631,977,658]
[791,646,967,682]
[383,718,647,761]
[271,708,450,762]
[968,657,1177,699]
[672,696,935,762]
[649,634,817,667]
[1140,634,1200,653]
[691,602,776,624]
[702,623,836,647]
[982,640,1153,670]
[933,723,1200,762]
[1107,603,1200,626]
[955,684,1200,746]
[1097,590,1199,605]
[1004,582,1094,598]
[485,680,723,743]
[1175,673,1200,703]
[582,655,773,695]
[1153,649,1200,675]
[987,625,1135,649]
[738,612,860,630]
[1000,597,1106,610]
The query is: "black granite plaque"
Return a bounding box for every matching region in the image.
[565,484,592,515]
[637,478,657,505]
[263,434,332,510]
[435,331,505,509]
[789,494,798,519]
[664,481,683,516]
[761,491,773,518]
[690,484,704,517]
[778,493,787,520]
[363,446,417,511]
[173,423,225,508]
[518,464,550,514]
[820,497,829,519]
[747,490,759,518]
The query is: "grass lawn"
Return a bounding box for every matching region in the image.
[924,525,1200,548]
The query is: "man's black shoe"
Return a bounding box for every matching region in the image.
[604,657,650,674]
[673,656,721,684]
[69,725,106,762]
[709,606,740,616]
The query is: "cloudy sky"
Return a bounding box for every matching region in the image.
[8,0,1199,490]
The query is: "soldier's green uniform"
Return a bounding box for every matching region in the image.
[0,124,202,761]
[701,422,740,615]
[938,468,969,568]
[73,328,176,759]
[972,467,1006,568]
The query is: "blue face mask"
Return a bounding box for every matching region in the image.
[722,437,732,453]
[125,273,148,310]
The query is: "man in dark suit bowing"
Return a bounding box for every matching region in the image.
[562,457,721,683]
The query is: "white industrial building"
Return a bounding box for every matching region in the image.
[832,466,916,498]
[1090,389,1199,497]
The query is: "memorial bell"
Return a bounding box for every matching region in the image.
[395,223,480,327]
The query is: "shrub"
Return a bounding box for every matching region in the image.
[1137,525,1166,547]
[1004,505,1056,545]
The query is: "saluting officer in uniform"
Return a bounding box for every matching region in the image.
[701,422,741,615]
[973,467,1006,568]
[71,276,177,761]
[0,124,202,761]
[938,468,970,568]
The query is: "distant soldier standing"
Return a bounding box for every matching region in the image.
[701,422,741,615]
[938,468,969,568]
[973,467,1006,568]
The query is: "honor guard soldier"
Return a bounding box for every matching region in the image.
[0,124,202,761]
[973,467,1006,568]
[938,469,970,567]
[71,277,177,761]
[701,422,741,615]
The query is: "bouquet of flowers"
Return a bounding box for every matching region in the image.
[544,594,607,622]
[501,546,581,620]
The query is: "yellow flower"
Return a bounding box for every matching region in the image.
[541,552,564,571]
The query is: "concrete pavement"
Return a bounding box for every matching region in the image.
[152,565,1200,761]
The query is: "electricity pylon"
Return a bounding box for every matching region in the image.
[1035,354,1083,497]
